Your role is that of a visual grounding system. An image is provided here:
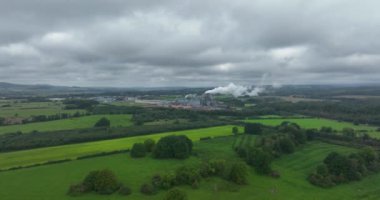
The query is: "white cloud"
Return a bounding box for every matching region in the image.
[0,43,40,57]
[269,45,308,61]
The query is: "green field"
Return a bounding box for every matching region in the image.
[0,137,379,200]
[0,101,84,118]
[245,118,380,137]
[233,134,256,150]
[0,114,133,134]
[0,125,240,170]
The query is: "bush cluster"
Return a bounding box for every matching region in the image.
[67,169,124,196]
[163,188,188,200]
[140,183,157,195]
[118,185,132,196]
[153,135,193,159]
[237,122,306,175]
[130,143,147,158]
[309,147,380,188]
[145,159,248,195]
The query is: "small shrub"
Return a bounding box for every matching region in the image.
[94,117,110,127]
[140,183,157,195]
[209,159,226,176]
[232,126,239,136]
[308,173,335,188]
[163,188,188,200]
[82,169,120,194]
[175,166,201,185]
[199,162,213,178]
[227,162,248,185]
[130,143,146,158]
[152,172,177,190]
[118,185,132,196]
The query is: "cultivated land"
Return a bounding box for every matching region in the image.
[245,118,380,137]
[0,125,240,170]
[0,114,133,134]
[0,101,84,118]
[0,137,379,200]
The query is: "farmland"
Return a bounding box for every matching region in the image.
[0,137,379,200]
[2,1,380,199]
[0,101,84,118]
[0,125,240,170]
[0,114,133,134]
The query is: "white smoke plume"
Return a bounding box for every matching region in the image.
[205,74,281,97]
[205,83,266,97]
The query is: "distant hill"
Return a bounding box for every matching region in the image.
[0,82,209,97]
[0,82,101,97]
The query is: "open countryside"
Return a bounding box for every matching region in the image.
[0,125,240,170]
[2,0,380,199]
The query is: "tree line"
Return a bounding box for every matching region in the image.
[0,120,226,152]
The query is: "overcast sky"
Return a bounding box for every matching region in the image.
[0,0,379,87]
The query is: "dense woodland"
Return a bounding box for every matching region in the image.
[264,100,380,126]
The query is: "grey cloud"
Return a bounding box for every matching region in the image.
[0,0,380,87]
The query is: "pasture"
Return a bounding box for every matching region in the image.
[0,137,379,200]
[0,114,133,134]
[0,101,84,118]
[0,125,241,170]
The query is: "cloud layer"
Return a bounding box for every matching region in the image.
[1,0,380,87]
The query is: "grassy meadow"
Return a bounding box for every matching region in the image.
[0,114,133,134]
[0,125,241,170]
[0,137,379,200]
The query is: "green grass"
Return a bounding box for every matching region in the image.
[0,125,241,170]
[244,118,380,138]
[233,134,256,150]
[0,101,84,118]
[0,114,133,134]
[1,137,380,200]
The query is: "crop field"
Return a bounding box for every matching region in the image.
[0,101,84,118]
[233,134,256,150]
[0,137,379,200]
[0,125,241,170]
[245,118,380,138]
[0,114,133,134]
